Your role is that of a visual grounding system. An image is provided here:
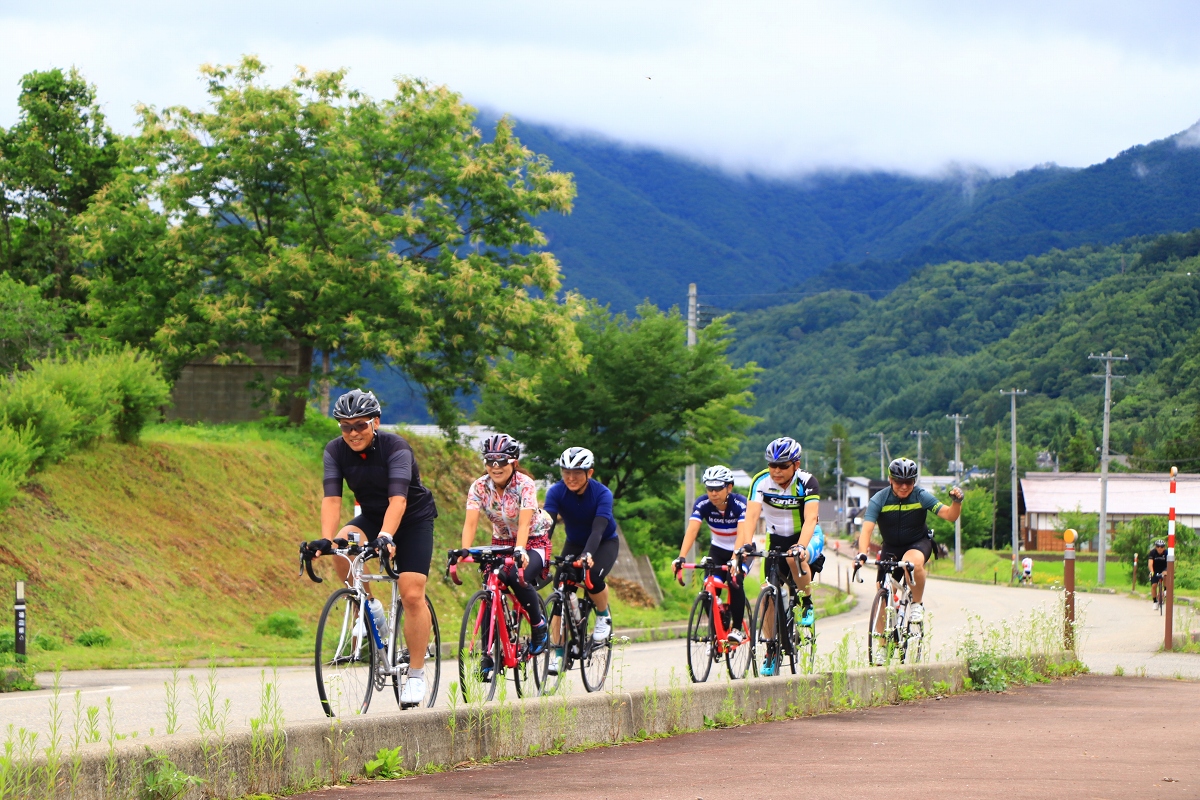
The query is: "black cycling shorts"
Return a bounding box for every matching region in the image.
[877,538,932,583]
[768,533,824,574]
[345,513,434,576]
[559,537,619,592]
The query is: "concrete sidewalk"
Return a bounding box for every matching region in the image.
[294,675,1199,799]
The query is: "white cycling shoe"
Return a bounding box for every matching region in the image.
[908,603,925,625]
[592,614,612,643]
[400,676,425,706]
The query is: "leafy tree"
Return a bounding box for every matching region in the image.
[76,56,581,426]
[930,485,995,550]
[477,301,759,552]
[1111,516,1197,572]
[0,274,69,372]
[0,68,119,300]
[1054,507,1099,548]
[1063,427,1098,472]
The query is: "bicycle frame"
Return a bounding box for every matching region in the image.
[681,559,738,653]
[548,557,595,657]
[323,545,400,672]
[449,547,533,670]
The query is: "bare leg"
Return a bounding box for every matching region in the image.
[588,587,609,613]
[901,549,927,603]
[399,573,430,669]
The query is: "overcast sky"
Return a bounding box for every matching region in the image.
[3,0,1200,176]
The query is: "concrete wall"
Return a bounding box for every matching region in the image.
[166,345,300,424]
[43,662,970,800]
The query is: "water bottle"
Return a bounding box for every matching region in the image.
[368,599,390,639]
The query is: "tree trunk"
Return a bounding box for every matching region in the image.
[288,342,313,426]
[318,351,332,417]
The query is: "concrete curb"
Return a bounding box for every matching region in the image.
[40,661,972,800]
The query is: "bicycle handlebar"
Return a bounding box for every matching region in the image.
[550,554,594,591]
[851,558,915,583]
[298,536,398,584]
[445,546,526,587]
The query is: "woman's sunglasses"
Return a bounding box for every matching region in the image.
[483,455,513,468]
[339,421,372,434]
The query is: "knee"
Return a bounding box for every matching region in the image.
[400,583,426,608]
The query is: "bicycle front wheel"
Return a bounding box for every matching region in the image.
[391,596,441,708]
[539,592,570,696]
[725,601,756,679]
[902,617,924,664]
[315,588,375,717]
[867,590,890,666]
[686,593,714,683]
[580,604,613,692]
[458,590,501,703]
[508,594,541,699]
[796,615,817,673]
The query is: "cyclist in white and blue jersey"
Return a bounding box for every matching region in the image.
[735,437,825,652]
[673,466,749,644]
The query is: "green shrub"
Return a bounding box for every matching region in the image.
[256,611,303,640]
[0,421,40,506]
[26,356,117,450]
[94,349,171,443]
[0,378,81,468]
[32,632,61,651]
[0,274,68,372]
[140,752,205,800]
[0,630,13,652]
[76,628,112,647]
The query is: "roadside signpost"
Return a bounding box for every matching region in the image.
[14,580,26,663]
[1063,529,1076,651]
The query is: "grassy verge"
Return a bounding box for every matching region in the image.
[925,547,1157,593]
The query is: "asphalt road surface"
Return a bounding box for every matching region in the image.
[290,675,1200,800]
[7,550,1197,739]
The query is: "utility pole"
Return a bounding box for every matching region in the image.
[1000,389,1027,582]
[909,430,929,479]
[685,283,698,566]
[872,433,886,479]
[1089,351,1128,585]
[946,414,968,572]
[833,438,845,538]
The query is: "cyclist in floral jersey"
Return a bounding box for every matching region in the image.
[459,433,553,654]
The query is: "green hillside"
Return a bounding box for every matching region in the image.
[729,231,1200,530]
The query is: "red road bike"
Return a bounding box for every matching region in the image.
[681,556,756,682]
[448,545,547,702]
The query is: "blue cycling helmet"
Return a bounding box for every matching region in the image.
[765,437,803,464]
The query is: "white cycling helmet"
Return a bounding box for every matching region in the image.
[556,446,595,470]
[702,465,735,488]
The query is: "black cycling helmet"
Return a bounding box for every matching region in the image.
[1154,539,1166,547]
[889,457,919,481]
[332,389,381,420]
[480,432,521,462]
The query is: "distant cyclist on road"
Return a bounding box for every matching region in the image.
[1021,556,1034,585]
[304,389,438,706]
[1148,539,1168,606]
[543,446,620,675]
[674,466,750,645]
[736,437,824,675]
[856,457,962,664]
[458,433,553,666]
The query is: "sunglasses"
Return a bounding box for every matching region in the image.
[892,478,916,487]
[767,461,793,470]
[339,421,372,434]
[483,455,513,468]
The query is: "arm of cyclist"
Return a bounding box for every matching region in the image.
[734,500,762,551]
[513,507,535,566]
[934,486,965,522]
[582,515,608,565]
[460,507,481,551]
[675,518,703,584]
[794,501,819,558]
[376,495,407,555]
[856,519,875,565]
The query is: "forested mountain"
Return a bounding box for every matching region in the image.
[729,231,1200,478]
[507,118,1200,312]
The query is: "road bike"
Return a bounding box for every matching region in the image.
[447,546,548,702]
[680,556,756,682]
[539,555,613,694]
[300,537,441,716]
[853,557,923,665]
[749,547,817,675]
[1153,572,1166,615]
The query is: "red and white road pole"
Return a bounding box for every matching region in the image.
[1063,528,1076,651]
[1165,467,1177,652]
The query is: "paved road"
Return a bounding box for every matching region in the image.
[291,675,1200,800]
[6,550,1197,739]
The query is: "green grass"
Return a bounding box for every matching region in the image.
[927,547,1142,591]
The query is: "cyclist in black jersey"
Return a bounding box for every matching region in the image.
[306,389,438,705]
[1147,539,1168,606]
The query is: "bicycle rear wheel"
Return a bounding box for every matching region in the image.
[867,590,891,667]
[580,604,613,692]
[458,590,501,703]
[315,588,375,717]
[508,594,541,699]
[539,592,570,696]
[391,596,441,708]
[753,587,780,676]
[725,602,756,679]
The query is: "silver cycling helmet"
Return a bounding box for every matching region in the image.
[765,436,802,464]
[556,446,595,470]
[889,457,919,480]
[332,389,381,420]
[702,465,735,488]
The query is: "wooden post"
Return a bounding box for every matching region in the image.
[1132,553,1137,593]
[1063,529,1076,652]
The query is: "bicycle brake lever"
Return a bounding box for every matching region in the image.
[304,555,322,584]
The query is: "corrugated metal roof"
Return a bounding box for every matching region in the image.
[1020,472,1200,515]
